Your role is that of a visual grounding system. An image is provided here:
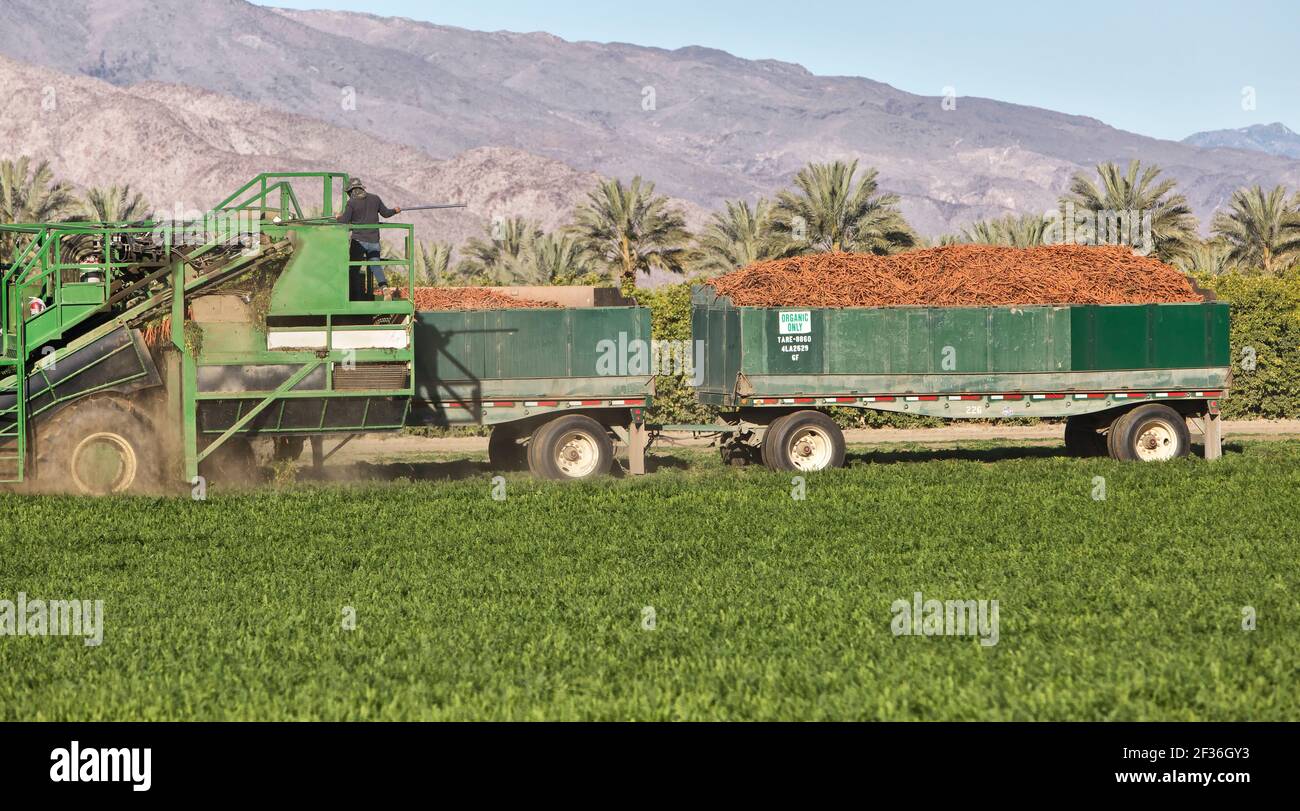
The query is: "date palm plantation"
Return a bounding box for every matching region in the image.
[0,157,76,261]
[530,233,592,284]
[959,214,1051,247]
[456,217,543,285]
[571,177,690,291]
[413,241,453,286]
[766,160,916,256]
[1059,160,1198,264]
[78,185,151,223]
[1210,185,1300,275]
[693,199,775,274]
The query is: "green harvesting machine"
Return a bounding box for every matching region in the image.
[0,173,654,495]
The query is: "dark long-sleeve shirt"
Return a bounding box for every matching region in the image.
[337,193,397,242]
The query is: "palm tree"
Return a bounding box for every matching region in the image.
[693,199,774,274]
[530,233,591,284]
[79,185,151,223]
[0,157,76,261]
[1059,159,1199,263]
[570,177,690,291]
[413,241,453,286]
[766,160,915,255]
[1210,185,1300,275]
[1175,239,1235,276]
[958,214,1051,247]
[457,217,543,285]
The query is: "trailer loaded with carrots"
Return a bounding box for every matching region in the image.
[689,245,1229,471]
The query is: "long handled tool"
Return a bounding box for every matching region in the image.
[398,204,468,212]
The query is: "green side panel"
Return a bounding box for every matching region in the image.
[692,284,1229,403]
[1070,303,1230,370]
[988,307,1070,372]
[61,283,106,306]
[413,306,652,398]
[931,308,988,373]
[734,304,1071,376]
[265,225,410,317]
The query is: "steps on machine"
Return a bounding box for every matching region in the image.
[0,355,23,484]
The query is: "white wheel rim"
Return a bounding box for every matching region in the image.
[1133,419,1178,462]
[70,432,138,494]
[786,426,833,471]
[554,431,599,478]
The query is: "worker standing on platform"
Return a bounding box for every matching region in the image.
[336,178,401,291]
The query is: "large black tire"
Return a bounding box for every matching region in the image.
[1105,409,1133,460]
[34,396,160,495]
[1064,415,1108,457]
[488,425,527,471]
[759,413,791,470]
[762,410,846,472]
[1109,404,1191,462]
[526,415,614,481]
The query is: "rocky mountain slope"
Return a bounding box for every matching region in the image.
[1,0,1298,234]
[0,54,669,248]
[1183,123,1300,160]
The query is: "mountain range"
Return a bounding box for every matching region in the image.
[1182,123,1300,160]
[1,0,1299,240]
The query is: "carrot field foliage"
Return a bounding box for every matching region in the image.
[1,440,1298,721]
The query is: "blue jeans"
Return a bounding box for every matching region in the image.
[355,240,387,287]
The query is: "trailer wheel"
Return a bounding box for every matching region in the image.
[488,425,527,471]
[1064,416,1107,457]
[1109,404,1191,462]
[527,415,614,481]
[35,397,160,495]
[763,410,845,472]
[759,413,790,469]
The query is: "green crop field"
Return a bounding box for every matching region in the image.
[2,439,1298,721]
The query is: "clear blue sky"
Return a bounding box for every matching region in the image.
[264,0,1299,141]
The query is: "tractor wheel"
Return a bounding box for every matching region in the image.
[34,397,160,496]
[762,410,846,472]
[488,425,527,471]
[1064,415,1108,457]
[526,415,614,481]
[1109,404,1191,462]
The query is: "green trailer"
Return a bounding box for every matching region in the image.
[0,173,653,494]
[690,284,1231,471]
[409,304,653,478]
